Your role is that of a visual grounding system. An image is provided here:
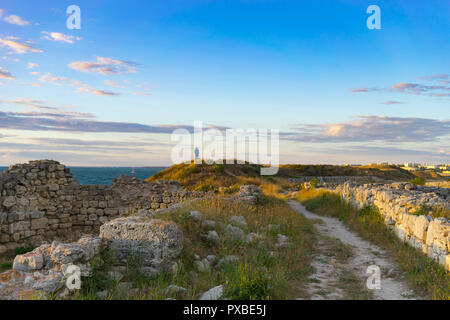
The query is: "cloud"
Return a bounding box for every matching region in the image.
[348,87,379,93]
[26,62,39,69]
[285,116,450,143]
[68,57,138,75]
[76,87,120,96]
[131,91,151,96]
[391,83,448,95]
[37,72,120,97]
[417,74,448,80]
[1,99,94,118]
[0,110,226,134]
[18,82,41,87]
[0,38,43,54]
[104,80,128,88]
[3,14,30,26]
[0,66,15,79]
[349,75,450,98]
[380,100,403,105]
[42,31,82,44]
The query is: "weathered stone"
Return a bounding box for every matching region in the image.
[100,216,183,276]
[13,252,44,272]
[199,285,223,300]
[226,224,245,241]
[228,215,247,227]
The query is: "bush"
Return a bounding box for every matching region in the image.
[15,246,34,256]
[227,264,270,300]
[214,164,224,173]
[177,165,199,179]
[310,178,319,188]
[195,184,215,192]
[409,177,425,186]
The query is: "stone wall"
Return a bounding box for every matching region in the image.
[289,175,383,187]
[0,160,208,253]
[323,182,450,271]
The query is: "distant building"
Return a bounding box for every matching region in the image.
[404,163,420,168]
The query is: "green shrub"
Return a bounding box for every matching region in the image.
[0,262,12,271]
[310,178,319,188]
[195,184,215,192]
[177,165,199,179]
[227,263,270,300]
[409,177,425,186]
[15,246,34,256]
[214,164,224,173]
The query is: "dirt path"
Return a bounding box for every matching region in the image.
[289,200,419,300]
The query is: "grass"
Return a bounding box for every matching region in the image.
[410,205,450,220]
[409,177,426,186]
[297,189,450,300]
[73,196,316,300]
[0,261,12,272]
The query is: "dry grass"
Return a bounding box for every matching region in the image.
[75,196,316,300]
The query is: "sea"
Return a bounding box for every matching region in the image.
[0,167,166,185]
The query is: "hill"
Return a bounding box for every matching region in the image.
[147,161,417,191]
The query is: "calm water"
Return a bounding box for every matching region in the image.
[0,166,166,185]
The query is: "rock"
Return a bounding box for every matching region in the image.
[189,211,202,221]
[199,285,223,300]
[245,232,261,244]
[50,242,85,265]
[201,230,220,244]
[195,259,211,272]
[31,271,64,293]
[0,245,8,255]
[13,252,44,272]
[100,216,183,276]
[228,215,247,227]
[206,255,217,263]
[165,284,187,297]
[275,234,290,249]
[96,290,108,299]
[2,196,16,208]
[226,225,245,241]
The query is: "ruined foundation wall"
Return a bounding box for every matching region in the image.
[0,160,206,253]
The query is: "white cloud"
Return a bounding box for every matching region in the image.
[0,38,43,54]
[3,14,30,26]
[68,56,138,75]
[37,72,120,97]
[104,80,128,88]
[0,66,15,80]
[41,31,82,44]
[285,116,450,143]
[26,62,39,69]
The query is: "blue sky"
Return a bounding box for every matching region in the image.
[0,0,449,166]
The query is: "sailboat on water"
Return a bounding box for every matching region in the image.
[130,167,136,174]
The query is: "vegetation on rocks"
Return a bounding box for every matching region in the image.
[74,196,315,300]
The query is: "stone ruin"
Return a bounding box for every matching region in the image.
[323,182,450,271]
[0,159,213,299]
[0,160,208,254]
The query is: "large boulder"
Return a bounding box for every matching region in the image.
[99,216,183,276]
